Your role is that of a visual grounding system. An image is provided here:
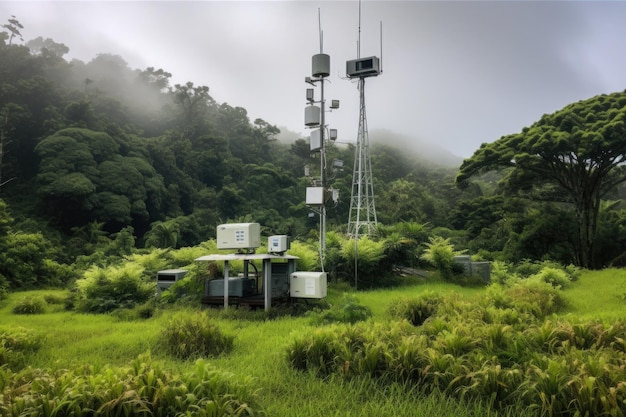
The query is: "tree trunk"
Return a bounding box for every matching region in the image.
[574,189,600,269]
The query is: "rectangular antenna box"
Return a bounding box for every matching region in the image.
[306,187,325,205]
[290,271,327,299]
[346,56,380,78]
[217,223,261,250]
[156,269,187,291]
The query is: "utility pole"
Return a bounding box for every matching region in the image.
[304,11,340,271]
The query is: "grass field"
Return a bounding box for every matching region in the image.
[2,269,626,416]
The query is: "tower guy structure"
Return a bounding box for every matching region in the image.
[346,68,378,238]
[346,22,382,238]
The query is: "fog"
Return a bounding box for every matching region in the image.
[2,1,626,158]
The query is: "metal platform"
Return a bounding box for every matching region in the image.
[195,253,298,311]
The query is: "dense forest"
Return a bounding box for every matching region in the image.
[2,16,626,292]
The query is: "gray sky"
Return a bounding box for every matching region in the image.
[2,1,626,157]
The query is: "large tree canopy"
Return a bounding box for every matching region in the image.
[456,91,626,268]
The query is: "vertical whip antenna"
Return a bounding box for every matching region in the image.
[380,21,383,73]
[318,8,323,53]
[357,0,362,59]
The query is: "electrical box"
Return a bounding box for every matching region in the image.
[208,277,255,297]
[157,269,187,291]
[217,223,261,251]
[306,187,325,205]
[290,271,327,299]
[268,235,290,254]
[346,56,381,78]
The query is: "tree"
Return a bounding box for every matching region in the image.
[456,92,626,268]
[1,15,23,46]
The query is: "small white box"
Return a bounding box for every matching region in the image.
[268,235,290,253]
[310,129,321,152]
[306,187,325,205]
[217,223,261,250]
[290,271,327,299]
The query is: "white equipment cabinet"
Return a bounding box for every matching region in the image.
[290,271,327,299]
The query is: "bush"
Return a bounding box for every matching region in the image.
[530,267,572,289]
[12,296,46,314]
[0,353,262,417]
[74,263,154,313]
[420,236,458,280]
[388,292,443,326]
[158,312,234,360]
[0,327,43,370]
[506,280,568,318]
[308,294,372,325]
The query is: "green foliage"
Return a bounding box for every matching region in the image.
[287,287,623,417]
[0,352,263,417]
[74,263,154,313]
[387,291,443,326]
[420,236,458,280]
[0,327,43,370]
[158,312,234,360]
[529,267,572,289]
[338,236,388,289]
[12,296,46,314]
[307,293,372,325]
[0,231,73,289]
[287,240,319,271]
[457,91,626,268]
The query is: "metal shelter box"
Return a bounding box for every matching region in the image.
[208,277,255,297]
[156,269,187,291]
[290,271,327,299]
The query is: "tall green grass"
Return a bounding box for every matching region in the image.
[1,269,625,416]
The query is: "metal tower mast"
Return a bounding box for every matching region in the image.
[347,77,377,238]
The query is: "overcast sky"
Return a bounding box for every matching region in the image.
[2,1,626,157]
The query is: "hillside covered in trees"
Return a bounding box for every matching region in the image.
[2,16,626,292]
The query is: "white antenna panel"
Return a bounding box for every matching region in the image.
[310,129,321,151]
[304,105,321,127]
[312,53,330,77]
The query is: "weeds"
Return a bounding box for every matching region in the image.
[158,312,234,360]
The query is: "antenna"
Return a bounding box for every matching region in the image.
[357,0,361,59]
[318,8,323,54]
[380,21,383,73]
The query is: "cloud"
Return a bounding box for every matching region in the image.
[2,1,626,158]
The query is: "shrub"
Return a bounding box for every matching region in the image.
[308,294,372,325]
[388,292,443,326]
[420,236,458,280]
[12,296,46,314]
[530,267,572,289]
[0,353,263,417]
[158,312,234,360]
[489,261,520,287]
[506,280,568,318]
[0,327,43,370]
[75,263,154,313]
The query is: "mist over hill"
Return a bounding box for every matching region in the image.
[369,129,463,168]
